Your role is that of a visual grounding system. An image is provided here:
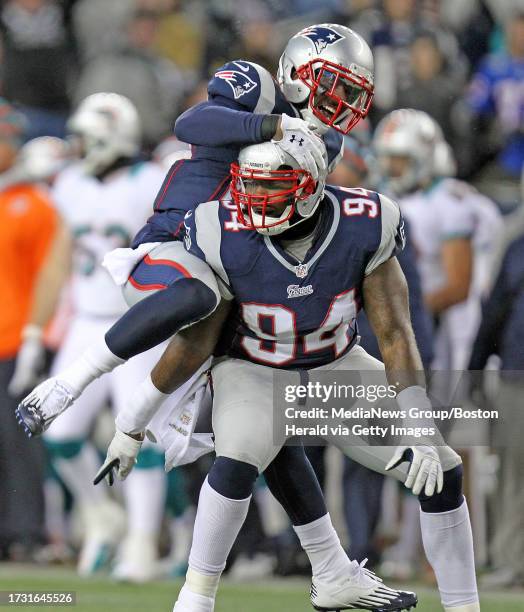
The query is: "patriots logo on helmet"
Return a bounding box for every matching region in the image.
[214,70,257,100]
[300,26,344,54]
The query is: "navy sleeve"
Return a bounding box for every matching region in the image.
[175,100,267,146]
[175,60,284,146]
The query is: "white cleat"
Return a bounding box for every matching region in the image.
[16,377,77,437]
[173,585,215,612]
[77,500,126,576]
[112,532,159,583]
[310,559,418,612]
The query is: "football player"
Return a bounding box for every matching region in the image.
[31,93,176,580]
[99,140,478,612]
[373,109,502,372]
[17,25,424,607]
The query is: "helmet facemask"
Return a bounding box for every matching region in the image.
[377,152,421,196]
[297,59,374,134]
[230,163,316,236]
[373,109,450,196]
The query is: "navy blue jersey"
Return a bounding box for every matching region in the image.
[184,186,404,369]
[132,60,343,247]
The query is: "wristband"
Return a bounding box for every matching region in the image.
[260,115,280,141]
[115,375,169,435]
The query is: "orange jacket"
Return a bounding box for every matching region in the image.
[0,184,58,359]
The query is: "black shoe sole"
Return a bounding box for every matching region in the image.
[14,406,37,438]
[312,602,417,612]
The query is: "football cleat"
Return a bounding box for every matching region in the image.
[173,585,215,612]
[112,532,160,583]
[77,499,126,576]
[15,377,76,437]
[310,559,417,612]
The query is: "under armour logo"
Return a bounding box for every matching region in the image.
[289,135,304,146]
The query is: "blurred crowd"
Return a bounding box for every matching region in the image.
[1,0,524,593]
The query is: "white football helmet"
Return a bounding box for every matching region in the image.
[67,93,141,175]
[0,136,72,190]
[17,137,72,182]
[230,141,326,236]
[373,109,455,196]
[277,24,374,135]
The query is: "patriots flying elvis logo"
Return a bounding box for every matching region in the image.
[214,70,257,100]
[300,26,344,54]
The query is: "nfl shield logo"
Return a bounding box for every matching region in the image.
[294,263,308,278]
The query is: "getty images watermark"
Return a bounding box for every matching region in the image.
[272,370,510,447]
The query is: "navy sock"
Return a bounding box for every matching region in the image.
[264,444,327,526]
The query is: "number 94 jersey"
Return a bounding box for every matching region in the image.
[184,186,404,369]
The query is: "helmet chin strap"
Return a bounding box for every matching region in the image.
[276,204,323,241]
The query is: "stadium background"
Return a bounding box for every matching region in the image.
[0,0,523,610]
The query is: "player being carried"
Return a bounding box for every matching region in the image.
[16,23,372,437]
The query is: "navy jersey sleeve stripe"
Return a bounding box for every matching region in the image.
[153,160,185,211]
[208,175,231,201]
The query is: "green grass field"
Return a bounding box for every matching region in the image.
[0,565,523,612]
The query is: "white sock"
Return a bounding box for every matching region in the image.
[444,604,480,612]
[115,375,169,434]
[420,500,479,609]
[170,508,196,566]
[124,466,166,536]
[54,442,107,505]
[293,513,354,583]
[187,477,251,596]
[175,581,215,611]
[60,336,125,396]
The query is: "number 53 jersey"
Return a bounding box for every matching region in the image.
[52,161,166,317]
[184,186,404,369]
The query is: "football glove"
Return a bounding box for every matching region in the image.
[94,428,144,486]
[385,445,444,497]
[274,114,327,182]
